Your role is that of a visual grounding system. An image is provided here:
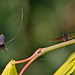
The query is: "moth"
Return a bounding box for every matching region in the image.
[49,33,75,42]
[0,34,7,50]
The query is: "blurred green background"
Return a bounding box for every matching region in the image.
[0,0,75,75]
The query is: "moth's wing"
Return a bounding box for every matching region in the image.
[0,34,4,44]
[68,34,75,37]
[68,34,75,39]
[49,36,62,42]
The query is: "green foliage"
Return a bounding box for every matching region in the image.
[1,60,18,75]
[54,52,75,75]
[0,0,75,75]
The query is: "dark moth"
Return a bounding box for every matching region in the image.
[49,33,75,42]
[0,34,7,50]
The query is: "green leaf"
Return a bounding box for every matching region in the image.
[54,52,75,75]
[72,70,75,75]
[1,59,18,75]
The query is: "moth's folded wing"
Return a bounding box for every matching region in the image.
[68,34,75,37]
[49,36,62,42]
[0,34,4,44]
[68,34,75,39]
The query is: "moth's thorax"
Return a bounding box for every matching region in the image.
[62,33,68,42]
[0,43,3,45]
[0,43,5,49]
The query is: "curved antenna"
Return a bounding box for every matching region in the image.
[6,8,23,44]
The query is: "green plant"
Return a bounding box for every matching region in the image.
[2,39,75,75]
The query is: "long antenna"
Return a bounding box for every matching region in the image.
[6,8,23,44]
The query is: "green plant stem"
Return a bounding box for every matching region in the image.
[15,48,42,64]
[15,39,75,64]
[18,39,75,75]
[19,54,40,75]
[41,39,75,55]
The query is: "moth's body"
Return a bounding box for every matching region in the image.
[61,33,71,42]
[0,34,6,50]
[0,44,5,49]
[49,33,74,42]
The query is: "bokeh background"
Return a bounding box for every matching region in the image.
[0,0,75,75]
